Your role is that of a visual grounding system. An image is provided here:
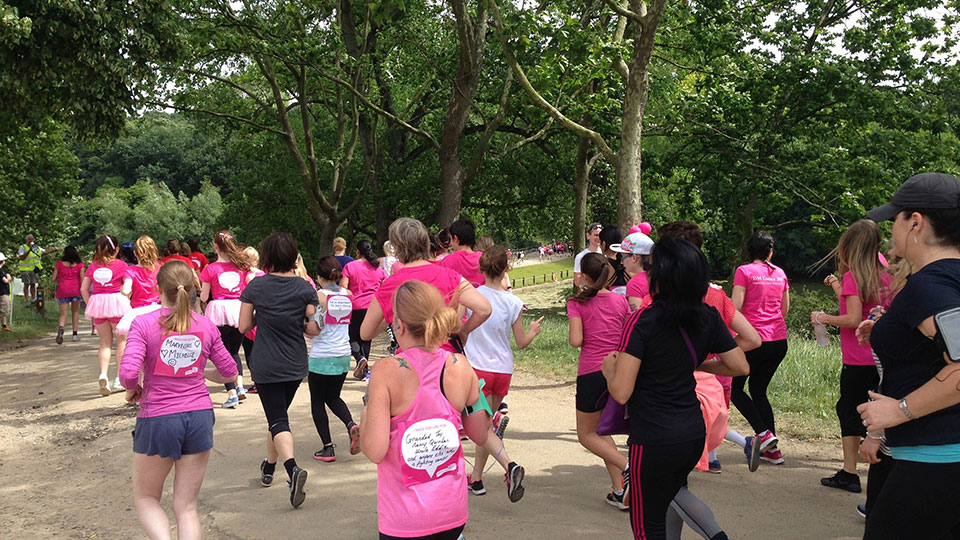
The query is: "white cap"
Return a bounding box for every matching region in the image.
[0,252,6,261]
[610,232,654,255]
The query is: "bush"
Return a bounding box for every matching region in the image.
[786,281,841,341]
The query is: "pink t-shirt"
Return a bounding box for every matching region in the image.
[119,309,238,418]
[733,262,789,341]
[375,264,463,324]
[126,265,160,307]
[567,292,631,375]
[343,259,387,310]
[625,272,649,299]
[437,250,484,288]
[839,271,893,366]
[84,259,129,294]
[200,261,246,300]
[55,261,84,298]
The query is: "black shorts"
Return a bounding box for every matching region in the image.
[836,364,880,437]
[576,371,609,413]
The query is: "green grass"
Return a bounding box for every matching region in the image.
[508,257,574,288]
[0,297,60,344]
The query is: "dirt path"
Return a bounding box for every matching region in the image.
[0,321,869,539]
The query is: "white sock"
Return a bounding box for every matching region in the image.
[237,374,244,389]
[726,429,747,448]
[707,450,718,462]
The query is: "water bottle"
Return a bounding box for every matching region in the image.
[814,323,829,347]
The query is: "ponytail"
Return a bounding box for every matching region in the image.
[157,261,196,334]
[316,255,343,283]
[394,280,461,349]
[214,230,251,273]
[356,239,380,268]
[570,252,614,304]
[424,305,461,349]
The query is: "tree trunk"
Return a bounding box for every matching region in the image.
[573,136,592,254]
[317,216,341,257]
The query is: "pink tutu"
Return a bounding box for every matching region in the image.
[115,303,161,336]
[694,371,729,472]
[205,299,241,328]
[85,292,131,321]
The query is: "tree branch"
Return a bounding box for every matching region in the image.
[146,101,287,137]
[602,0,645,23]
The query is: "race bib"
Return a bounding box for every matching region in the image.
[93,267,113,286]
[399,417,463,487]
[611,285,627,297]
[218,271,241,293]
[154,332,204,377]
[324,295,353,325]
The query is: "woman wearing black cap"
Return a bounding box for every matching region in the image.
[856,172,960,539]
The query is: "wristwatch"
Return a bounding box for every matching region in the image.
[898,398,917,420]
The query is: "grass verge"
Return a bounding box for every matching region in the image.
[0,297,60,344]
[509,257,574,288]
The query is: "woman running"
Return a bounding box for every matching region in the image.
[82,235,131,396]
[730,231,790,465]
[200,231,252,409]
[599,226,630,296]
[341,240,386,379]
[603,236,748,540]
[811,219,892,493]
[360,280,490,540]
[464,245,541,502]
[119,260,238,540]
[567,252,632,509]
[239,232,318,508]
[52,246,84,344]
[116,236,162,363]
[308,256,360,462]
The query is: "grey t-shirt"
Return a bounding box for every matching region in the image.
[240,274,319,384]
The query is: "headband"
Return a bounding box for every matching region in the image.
[106,236,115,250]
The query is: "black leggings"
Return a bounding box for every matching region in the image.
[218,325,243,391]
[348,308,370,366]
[730,339,787,435]
[308,372,354,445]
[257,380,301,437]
[629,438,704,540]
[837,364,879,437]
[379,525,464,540]
[864,452,894,518]
[865,459,960,539]
[242,335,255,374]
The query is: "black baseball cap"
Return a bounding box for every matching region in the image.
[868,172,960,222]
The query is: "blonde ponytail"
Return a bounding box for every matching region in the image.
[424,305,460,349]
[394,280,461,348]
[157,261,196,334]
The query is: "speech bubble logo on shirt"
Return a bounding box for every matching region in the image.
[158,334,203,375]
[400,418,460,478]
[326,295,353,322]
[218,271,241,292]
[93,267,113,285]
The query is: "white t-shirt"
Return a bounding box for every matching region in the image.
[464,286,524,374]
[573,247,600,273]
[309,286,352,358]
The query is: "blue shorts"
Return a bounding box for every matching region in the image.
[57,296,82,305]
[132,409,215,460]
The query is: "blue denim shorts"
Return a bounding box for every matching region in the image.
[132,409,215,460]
[56,296,82,305]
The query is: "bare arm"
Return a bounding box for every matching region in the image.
[446,354,488,445]
[199,281,211,303]
[81,276,92,304]
[50,266,59,283]
[238,302,255,334]
[360,297,388,341]
[781,289,790,318]
[121,277,133,297]
[512,315,543,349]
[697,347,749,376]
[628,296,643,312]
[602,351,640,404]
[568,316,583,348]
[813,294,862,329]
[732,285,746,311]
[573,272,583,288]
[456,280,491,341]
[304,293,324,337]
[730,310,761,352]
[359,359,394,464]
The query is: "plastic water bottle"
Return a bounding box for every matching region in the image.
[814,323,829,347]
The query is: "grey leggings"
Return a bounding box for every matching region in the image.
[666,487,729,540]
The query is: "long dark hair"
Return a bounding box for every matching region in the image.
[61,245,82,264]
[569,252,614,304]
[648,236,709,329]
[316,255,343,283]
[747,231,775,268]
[356,239,380,268]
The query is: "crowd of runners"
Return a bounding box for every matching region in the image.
[34,172,960,540]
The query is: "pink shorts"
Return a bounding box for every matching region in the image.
[93,317,122,326]
[475,370,512,397]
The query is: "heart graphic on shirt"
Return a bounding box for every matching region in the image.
[218,271,241,292]
[158,335,203,374]
[92,267,113,285]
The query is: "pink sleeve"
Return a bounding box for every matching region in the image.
[84,263,95,278]
[78,263,85,276]
[733,266,748,287]
[199,264,214,283]
[206,322,239,378]
[567,300,581,319]
[120,318,148,389]
[840,272,859,298]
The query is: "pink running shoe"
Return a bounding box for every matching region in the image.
[760,449,784,465]
[757,430,779,452]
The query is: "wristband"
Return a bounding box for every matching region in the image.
[866,431,884,440]
[899,398,917,420]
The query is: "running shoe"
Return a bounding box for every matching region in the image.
[498,401,509,414]
[757,429,779,452]
[820,470,861,493]
[493,412,510,439]
[237,386,247,401]
[707,459,722,474]
[349,423,361,455]
[72,334,80,342]
[353,357,368,380]
[247,384,258,394]
[259,460,274,487]
[313,445,336,462]
[470,480,486,495]
[223,395,239,409]
[606,490,628,511]
[288,466,307,508]
[506,462,525,503]
[113,377,124,392]
[621,467,630,509]
[56,326,64,345]
[760,449,784,465]
[856,503,867,519]
[2,326,11,332]
[744,435,762,472]
[98,375,111,396]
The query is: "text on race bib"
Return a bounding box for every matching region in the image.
[400,418,461,482]
[155,333,204,377]
[325,295,353,325]
[218,271,241,292]
[93,267,113,285]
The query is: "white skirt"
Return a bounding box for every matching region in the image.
[205,299,241,328]
[115,303,162,336]
[84,292,131,320]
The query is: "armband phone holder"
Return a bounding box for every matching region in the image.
[464,378,492,416]
[934,307,960,362]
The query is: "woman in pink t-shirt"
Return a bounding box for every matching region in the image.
[811,219,893,493]
[341,240,387,378]
[731,231,790,465]
[51,246,85,344]
[200,230,253,408]
[119,260,238,540]
[82,235,131,396]
[360,280,489,540]
[116,237,162,362]
[567,253,631,508]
